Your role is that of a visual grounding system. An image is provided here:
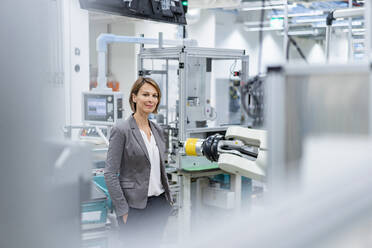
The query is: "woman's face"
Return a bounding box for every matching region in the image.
[132,83,159,114]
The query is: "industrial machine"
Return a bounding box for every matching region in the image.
[137,46,251,170]
[184,126,267,181]
[240,75,265,127]
[64,90,124,146]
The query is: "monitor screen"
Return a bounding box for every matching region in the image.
[84,94,109,122]
[87,98,106,116]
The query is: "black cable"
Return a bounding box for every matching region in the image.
[241,76,263,120]
[268,0,308,63]
[183,25,186,39]
[286,35,291,61]
[288,36,308,63]
[229,59,237,80]
[242,0,265,122]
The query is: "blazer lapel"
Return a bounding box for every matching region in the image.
[150,121,165,166]
[129,116,150,163]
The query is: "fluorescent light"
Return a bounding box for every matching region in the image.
[342,28,365,36]
[351,39,364,43]
[313,20,363,28]
[352,28,365,32]
[272,10,324,18]
[241,6,284,11]
[294,18,325,24]
[237,0,287,8]
[347,28,365,36]
[243,21,271,26]
[351,20,363,26]
[232,2,295,11]
[244,26,283,32]
[270,17,284,28]
[287,29,320,36]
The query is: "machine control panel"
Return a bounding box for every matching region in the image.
[82,91,123,125]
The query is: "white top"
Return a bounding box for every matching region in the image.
[139,129,164,197]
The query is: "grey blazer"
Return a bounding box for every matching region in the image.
[104,115,172,217]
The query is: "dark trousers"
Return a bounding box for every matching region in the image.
[116,193,172,248]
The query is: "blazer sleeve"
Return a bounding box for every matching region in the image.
[104,125,129,217]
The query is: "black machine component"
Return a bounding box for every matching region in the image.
[229,81,240,113]
[241,75,265,127]
[79,0,187,25]
[202,134,224,162]
[200,135,259,163]
[219,142,258,160]
[117,98,123,119]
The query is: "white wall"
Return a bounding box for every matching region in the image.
[134,20,180,41]
[307,42,326,63]
[329,31,349,63]
[89,22,107,72]
[188,10,216,47]
[63,0,89,138]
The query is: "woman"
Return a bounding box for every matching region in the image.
[104,77,173,247]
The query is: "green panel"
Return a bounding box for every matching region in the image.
[81,199,107,224]
[181,156,218,171]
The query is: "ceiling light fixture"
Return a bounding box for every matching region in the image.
[272,10,324,18]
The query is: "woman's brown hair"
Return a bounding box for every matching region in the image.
[129,77,162,114]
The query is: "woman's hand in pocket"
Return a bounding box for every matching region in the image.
[122,213,128,224]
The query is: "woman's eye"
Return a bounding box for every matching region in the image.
[153,95,158,98]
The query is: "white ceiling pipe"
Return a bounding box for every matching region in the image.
[333,7,364,19]
[96,33,197,90]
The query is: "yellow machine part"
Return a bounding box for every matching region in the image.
[185,138,200,156]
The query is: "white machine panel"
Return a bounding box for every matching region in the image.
[202,186,235,209]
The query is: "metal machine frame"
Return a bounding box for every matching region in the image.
[138,46,249,145]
